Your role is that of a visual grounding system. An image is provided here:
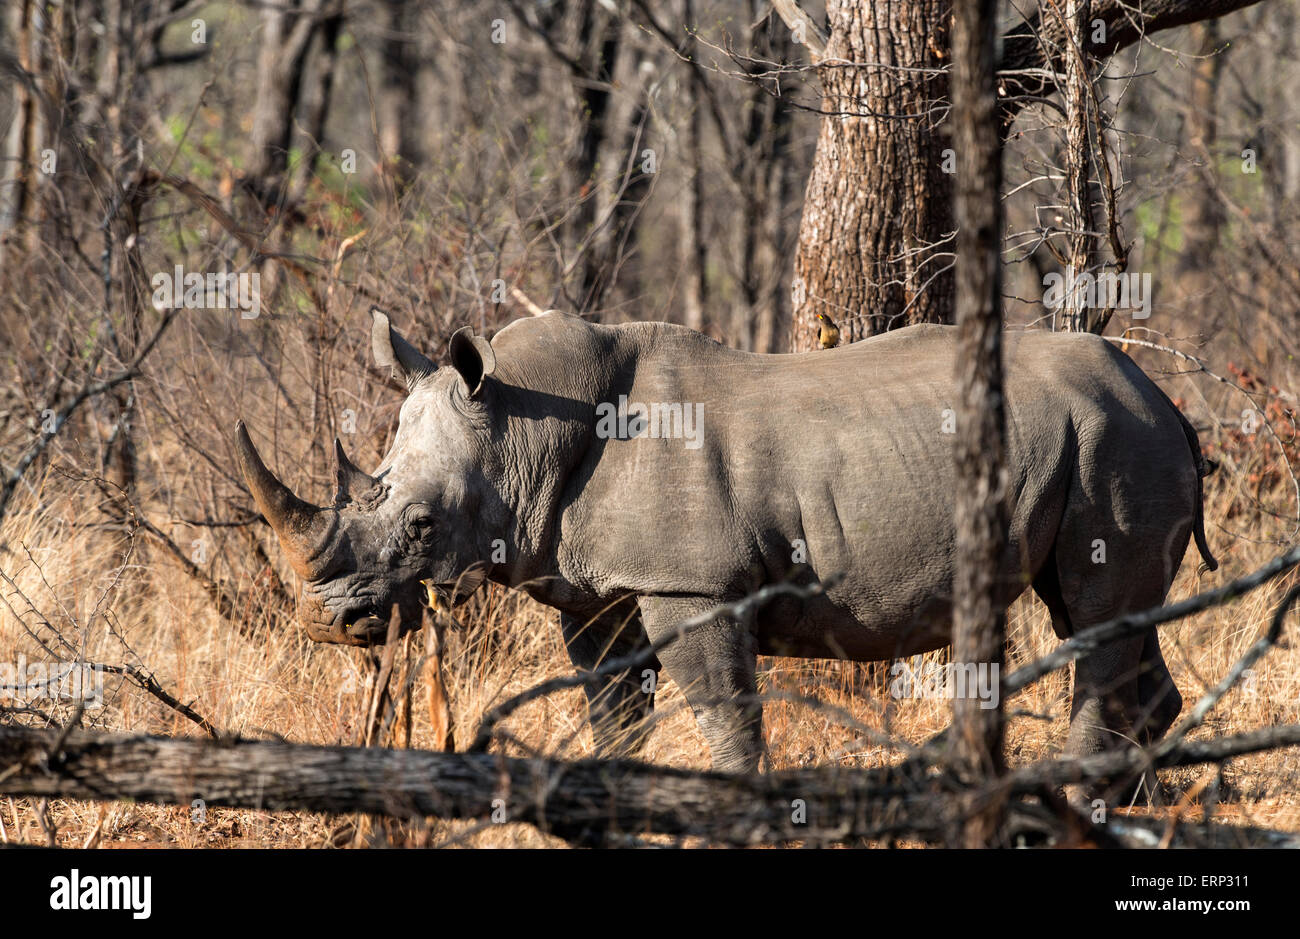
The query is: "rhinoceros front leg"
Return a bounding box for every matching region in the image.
[560,609,658,759]
[636,595,764,773]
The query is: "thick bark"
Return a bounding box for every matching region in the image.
[950,0,1007,847]
[790,0,954,348]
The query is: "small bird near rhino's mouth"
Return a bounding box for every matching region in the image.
[344,615,390,642]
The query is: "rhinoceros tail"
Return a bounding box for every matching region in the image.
[1172,404,1219,573]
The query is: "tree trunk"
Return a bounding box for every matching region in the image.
[567,0,623,316]
[742,3,797,353]
[289,5,345,204]
[0,0,44,268]
[376,0,424,194]
[1180,20,1223,277]
[678,0,708,333]
[950,0,1007,848]
[247,0,323,195]
[789,0,953,349]
[1057,0,1099,333]
[586,35,653,314]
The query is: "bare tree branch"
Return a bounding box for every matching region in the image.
[998,0,1267,130]
[770,0,827,61]
[0,309,180,525]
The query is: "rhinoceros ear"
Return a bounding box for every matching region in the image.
[371,307,436,392]
[448,326,496,397]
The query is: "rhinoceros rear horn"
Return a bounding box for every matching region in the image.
[371,307,436,392]
[332,437,382,505]
[235,421,335,578]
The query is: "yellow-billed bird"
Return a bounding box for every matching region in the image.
[420,579,456,752]
[815,313,841,350]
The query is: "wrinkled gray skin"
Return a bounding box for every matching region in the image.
[237,310,1217,773]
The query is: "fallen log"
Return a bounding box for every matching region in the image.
[0,724,954,845]
[3,724,1299,847]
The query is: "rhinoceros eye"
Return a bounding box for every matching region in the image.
[402,506,436,543]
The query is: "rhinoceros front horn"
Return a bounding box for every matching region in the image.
[235,421,336,579]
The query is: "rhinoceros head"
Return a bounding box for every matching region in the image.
[235,309,494,646]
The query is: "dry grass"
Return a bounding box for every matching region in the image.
[2,467,1299,848]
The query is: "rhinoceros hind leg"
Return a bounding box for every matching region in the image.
[1057,571,1181,759]
[1031,545,1073,641]
[1029,538,1167,805]
[1049,535,1182,805]
[1136,628,1182,744]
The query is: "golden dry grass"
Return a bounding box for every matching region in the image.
[2,468,1298,848]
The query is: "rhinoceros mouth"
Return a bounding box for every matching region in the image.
[305,609,417,646]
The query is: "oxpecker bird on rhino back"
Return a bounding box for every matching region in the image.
[235,309,1216,773]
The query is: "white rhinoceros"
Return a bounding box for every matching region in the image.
[235,310,1216,771]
